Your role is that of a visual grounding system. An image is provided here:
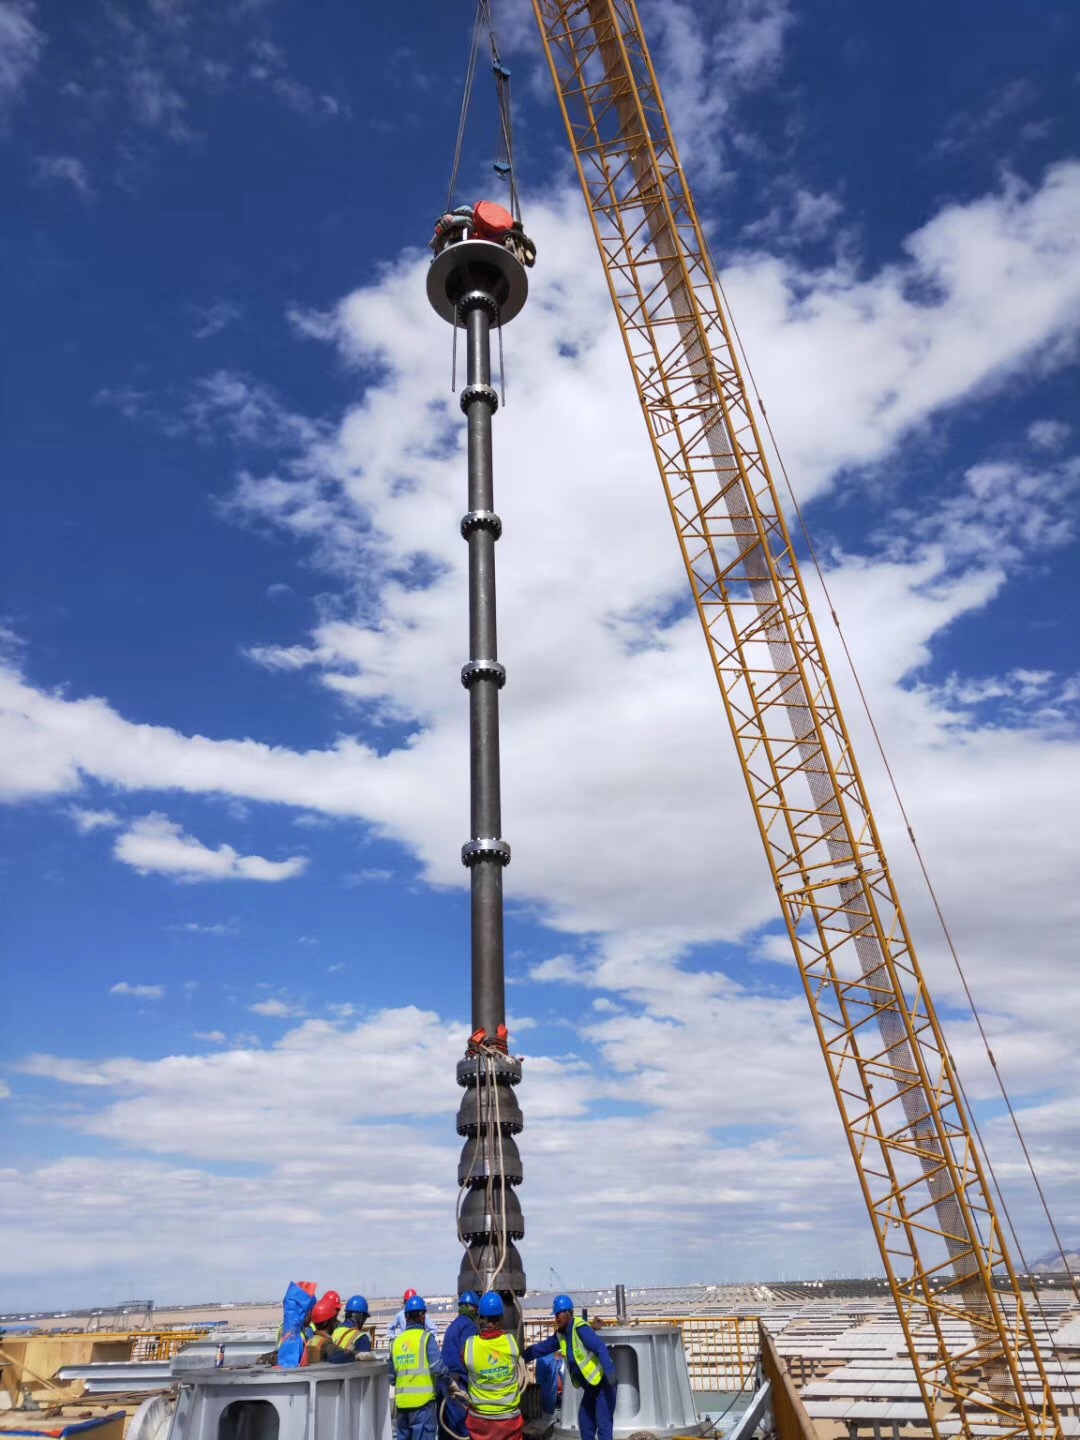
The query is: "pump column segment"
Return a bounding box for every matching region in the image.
[426,205,531,1311]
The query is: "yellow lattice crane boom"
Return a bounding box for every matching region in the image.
[529,2,1063,1436]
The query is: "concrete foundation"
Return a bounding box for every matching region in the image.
[552,1327,705,1440]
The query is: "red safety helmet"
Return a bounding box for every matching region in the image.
[403,1288,417,1304]
[311,1293,340,1324]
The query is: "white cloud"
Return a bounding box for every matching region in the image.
[169,919,239,936]
[246,38,343,119]
[128,65,189,139]
[4,167,1080,1291]
[0,0,43,117]
[34,155,94,200]
[191,299,243,340]
[193,1031,227,1044]
[110,982,165,999]
[248,997,304,1018]
[639,0,793,184]
[190,371,322,449]
[0,1080,11,1099]
[1028,418,1072,452]
[113,813,308,883]
[68,806,120,833]
[723,161,1080,495]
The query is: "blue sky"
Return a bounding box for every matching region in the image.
[1,0,1079,1310]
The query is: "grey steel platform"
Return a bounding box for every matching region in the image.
[164,1361,391,1440]
[552,1326,705,1440]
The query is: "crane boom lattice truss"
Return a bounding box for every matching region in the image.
[531,2,1062,1436]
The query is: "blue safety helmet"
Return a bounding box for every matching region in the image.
[404,1295,427,1315]
[552,1294,574,1316]
[478,1292,505,1319]
[345,1295,369,1315]
[459,1290,481,1310]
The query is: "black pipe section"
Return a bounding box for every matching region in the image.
[427,238,529,1304]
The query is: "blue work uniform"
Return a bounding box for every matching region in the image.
[524,1324,617,1440]
[388,1328,448,1440]
[439,1311,479,1440]
[388,1308,440,1341]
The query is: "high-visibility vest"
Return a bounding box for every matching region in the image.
[463,1332,522,1417]
[391,1328,436,1409]
[332,1325,364,1351]
[558,1319,605,1389]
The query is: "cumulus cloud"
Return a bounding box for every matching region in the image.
[110,982,165,999]
[68,806,120,833]
[113,813,308,883]
[248,997,305,1018]
[4,165,1080,1292]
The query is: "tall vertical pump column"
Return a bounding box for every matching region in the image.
[426,209,531,1306]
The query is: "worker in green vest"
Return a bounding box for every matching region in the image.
[524,1295,616,1440]
[389,1295,449,1440]
[459,1293,523,1440]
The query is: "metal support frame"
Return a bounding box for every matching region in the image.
[530,3,1062,1437]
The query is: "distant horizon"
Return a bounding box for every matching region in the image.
[8,1264,1080,1324]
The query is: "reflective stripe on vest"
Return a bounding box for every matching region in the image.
[463,1333,521,1416]
[391,1328,435,1408]
[558,1319,604,1388]
[332,1325,361,1349]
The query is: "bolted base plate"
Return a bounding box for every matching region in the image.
[427,240,529,325]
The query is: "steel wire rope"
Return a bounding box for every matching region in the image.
[705,256,1080,1342]
[484,3,521,222]
[447,2,484,211]
[446,1,522,221]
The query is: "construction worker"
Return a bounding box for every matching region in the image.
[389,1296,448,1440]
[439,1291,480,1440]
[388,1288,439,1341]
[523,1296,616,1440]
[333,1294,373,1354]
[306,1292,360,1364]
[458,1293,523,1440]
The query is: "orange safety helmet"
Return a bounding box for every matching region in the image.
[311,1293,340,1324]
[403,1288,417,1304]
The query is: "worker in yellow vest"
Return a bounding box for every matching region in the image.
[524,1296,616,1440]
[459,1293,523,1440]
[389,1295,449,1440]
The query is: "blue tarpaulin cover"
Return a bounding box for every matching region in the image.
[277,1282,315,1368]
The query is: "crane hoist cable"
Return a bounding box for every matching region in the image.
[446,0,522,223]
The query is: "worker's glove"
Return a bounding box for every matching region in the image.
[449,1384,468,1404]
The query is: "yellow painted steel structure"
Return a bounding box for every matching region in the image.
[529,3,1063,1437]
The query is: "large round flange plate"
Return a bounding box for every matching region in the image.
[427,239,529,324]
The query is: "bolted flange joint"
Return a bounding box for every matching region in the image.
[461,660,506,689]
[462,838,511,868]
[461,509,502,540]
[460,384,498,414]
[456,289,500,321]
